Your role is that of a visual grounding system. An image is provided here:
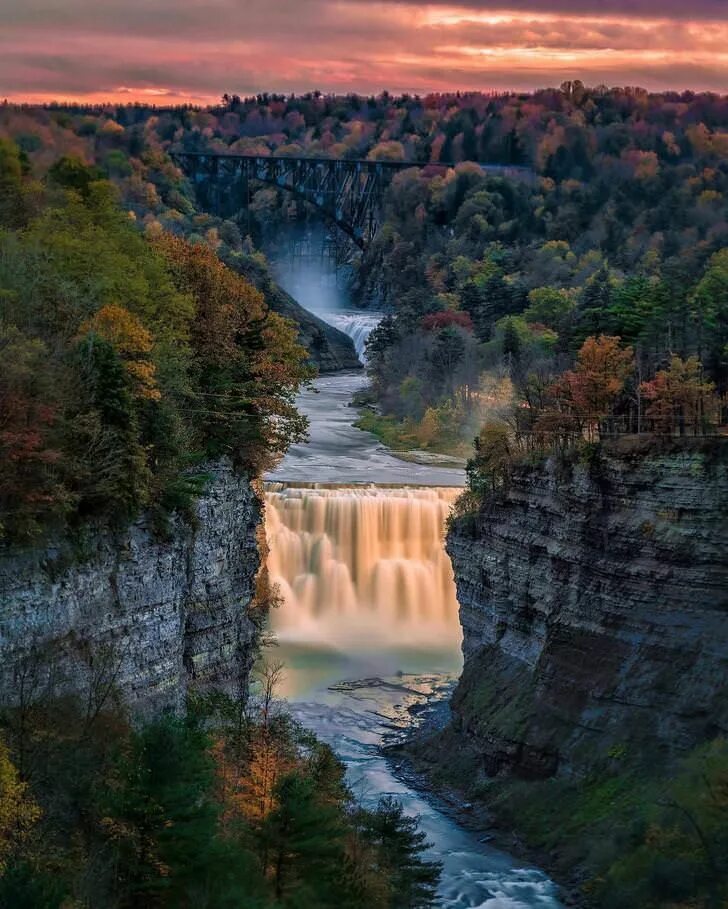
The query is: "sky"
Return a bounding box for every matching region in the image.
[1,0,727,104]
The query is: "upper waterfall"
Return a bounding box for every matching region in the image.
[319,311,383,360]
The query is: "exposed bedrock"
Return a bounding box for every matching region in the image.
[446,447,728,779]
[0,460,263,718]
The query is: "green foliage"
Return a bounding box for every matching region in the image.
[0,138,39,229]
[72,334,151,520]
[0,687,441,909]
[355,410,415,451]
[427,730,728,909]
[0,142,310,543]
[692,248,728,372]
[599,739,728,909]
[356,797,440,908]
[524,286,574,330]
[101,716,268,908]
[0,863,68,908]
[466,421,513,497]
[263,772,346,906]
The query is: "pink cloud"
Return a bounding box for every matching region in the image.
[1,2,727,103]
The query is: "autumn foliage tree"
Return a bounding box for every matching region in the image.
[154,234,312,472]
[0,327,68,540]
[466,421,513,496]
[78,304,160,401]
[641,355,718,436]
[0,144,311,542]
[538,335,634,441]
[0,738,40,876]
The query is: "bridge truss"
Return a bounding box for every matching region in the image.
[171,152,411,248]
[171,151,533,250]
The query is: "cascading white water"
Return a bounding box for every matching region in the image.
[265,484,462,649]
[321,311,383,360]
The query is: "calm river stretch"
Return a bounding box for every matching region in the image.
[264,338,562,907]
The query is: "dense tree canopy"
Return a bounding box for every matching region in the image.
[0,670,440,907]
[0,140,311,543]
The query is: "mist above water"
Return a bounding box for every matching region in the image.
[273,244,382,361]
[264,235,561,908]
[276,258,346,315]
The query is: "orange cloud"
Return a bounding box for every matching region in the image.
[1,1,727,103]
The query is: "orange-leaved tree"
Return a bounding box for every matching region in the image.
[640,355,717,436]
[550,335,634,439]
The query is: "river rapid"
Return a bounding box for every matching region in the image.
[264,326,562,907]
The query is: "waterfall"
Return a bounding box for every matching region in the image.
[265,485,462,649]
[320,311,383,360]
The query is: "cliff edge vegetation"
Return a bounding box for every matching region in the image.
[0,139,312,546]
[0,138,440,908]
[404,349,728,907]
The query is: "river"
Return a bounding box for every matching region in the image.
[264,321,562,907]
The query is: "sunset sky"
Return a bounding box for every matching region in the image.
[2,0,727,104]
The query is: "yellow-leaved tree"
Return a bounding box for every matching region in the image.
[0,739,41,874]
[79,303,160,400]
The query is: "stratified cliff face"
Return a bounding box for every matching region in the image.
[0,460,263,718]
[446,447,728,780]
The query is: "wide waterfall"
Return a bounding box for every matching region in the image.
[265,484,462,649]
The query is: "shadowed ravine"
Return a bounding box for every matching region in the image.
[263,315,562,906]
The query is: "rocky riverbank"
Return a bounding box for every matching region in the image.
[395,441,728,905]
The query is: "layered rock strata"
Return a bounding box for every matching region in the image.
[446,447,728,778]
[0,460,262,718]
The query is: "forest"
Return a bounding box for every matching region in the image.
[0,130,439,905]
[4,85,727,471]
[0,660,438,908]
[0,138,311,544]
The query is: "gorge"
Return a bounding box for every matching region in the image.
[262,357,564,909]
[3,85,728,908]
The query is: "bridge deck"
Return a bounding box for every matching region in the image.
[171,151,534,247]
[171,150,532,175]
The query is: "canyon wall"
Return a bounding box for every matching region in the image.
[446,445,728,779]
[0,460,263,719]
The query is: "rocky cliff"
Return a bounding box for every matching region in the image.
[265,282,363,372]
[0,460,263,718]
[445,445,728,780]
